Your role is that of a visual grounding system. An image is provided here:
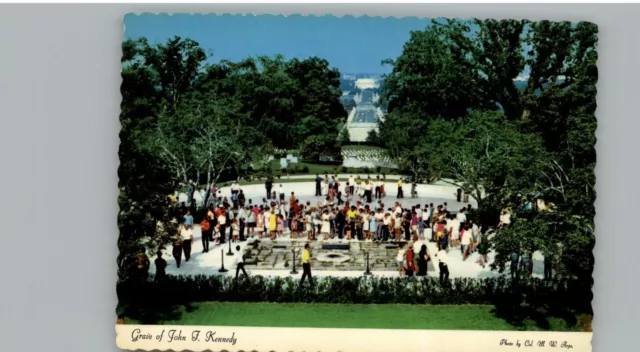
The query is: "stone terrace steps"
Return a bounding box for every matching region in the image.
[243,238,429,271]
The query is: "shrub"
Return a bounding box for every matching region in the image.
[341,166,348,173]
[117,276,592,315]
[302,166,310,173]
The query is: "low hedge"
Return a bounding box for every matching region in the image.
[117,275,592,313]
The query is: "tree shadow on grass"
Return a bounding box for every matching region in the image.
[118,299,196,325]
[491,301,581,331]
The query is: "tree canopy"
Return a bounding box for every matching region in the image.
[118,36,347,279]
[378,19,597,281]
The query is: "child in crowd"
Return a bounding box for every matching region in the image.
[276,214,285,237]
[231,219,240,243]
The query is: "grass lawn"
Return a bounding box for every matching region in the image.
[267,160,396,177]
[342,144,387,152]
[124,302,587,331]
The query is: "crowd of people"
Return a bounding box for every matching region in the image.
[162,174,497,283]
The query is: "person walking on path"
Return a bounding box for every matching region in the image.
[300,243,314,286]
[181,224,194,262]
[477,229,489,268]
[397,178,404,199]
[172,230,184,269]
[234,245,248,280]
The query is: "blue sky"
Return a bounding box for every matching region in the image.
[124,14,436,74]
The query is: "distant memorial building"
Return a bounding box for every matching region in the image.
[355,78,378,90]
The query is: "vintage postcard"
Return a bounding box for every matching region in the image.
[117,14,597,352]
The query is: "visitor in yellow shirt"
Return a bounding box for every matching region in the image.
[300,243,314,286]
[397,178,404,199]
[269,211,277,240]
[347,205,358,220]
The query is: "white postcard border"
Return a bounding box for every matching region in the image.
[116,324,591,352]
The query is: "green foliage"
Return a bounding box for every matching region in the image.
[299,134,343,163]
[117,275,592,316]
[119,36,349,281]
[365,129,382,145]
[378,19,597,281]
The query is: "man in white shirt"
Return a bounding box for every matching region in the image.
[421,207,431,238]
[436,247,449,285]
[382,213,391,241]
[278,184,285,202]
[456,208,467,225]
[234,245,248,279]
[394,203,402,216]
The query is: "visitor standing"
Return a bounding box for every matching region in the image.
[246,206,256,239]
[436,246,450,285]
[200,216,211,253]
[183,209,194,227]
[417,245,429,277]
[397,178,404,198]
[217,206,227,244]
[374,208,384,241]
[269,209,277,240]
[349,175,355,195]
[238,205,247,241]
[181,224,194,262]
[362,210,370,240]
[238,190,246,208]
[279,184,285,203]
[369,212,377,241]
[375,176,381,199]
[382,213,391,241]
[395,244,406,277]
[321,209,331,240]
[256,209,264,239]
[403,210,412,241]
[154,251,167,280]
[265,176,273,199]
[315,174,322,196]
[335,209,346,239]
[172,226,184,268]
[234,245,248,280]
[460,223,472,260]
[477,229,489,268]
[231,219,240,242]
[276,214,285,237]
[300,243,314,286]
[405,244,416,277]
